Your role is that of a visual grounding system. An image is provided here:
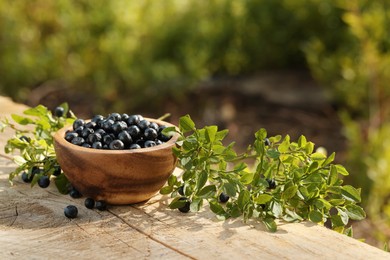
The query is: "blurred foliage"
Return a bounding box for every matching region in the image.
[305,0,390,246]
[1,0,390,247]
[0,0,346,112]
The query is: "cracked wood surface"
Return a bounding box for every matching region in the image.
[0,96,389,259]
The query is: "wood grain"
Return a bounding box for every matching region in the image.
[0,96,389,259]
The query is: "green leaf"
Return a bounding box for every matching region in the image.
[205,126,218,142]
[322,152,335,166]
[179,115,195,133]
[314,198,332,210]
[223,182,237,197]
[11,114,34,125]
[190,198,203,212]
[197,185,216,198]
[338,208,349,225]
[278,135,290,153]
[341,185,361,202]
[169,197,188,209]
[196,171,208,191]
[298,135,307,147]
[23,105,48,116]
[160,186,173,195]
[305,142,314,154]
[335,164,349,176]
[262,218,277,232]
[328,165,339,186]
[255,128,267,140]
[215,129,229,142]
[266,149,280,159]
[167,174,177,187]
[209,201,226,215]
[255,194,273,204]
[237,189,250,210]
[331,215,345,228]
[270,200,283,218]
[282,185,298,200]
[345,204,366,220]
[13,156,27,166]
[54,174,71,194]
[162,126,177,137]
[309,210,323,223]
[240,172,254,185]
[310,152,327,161]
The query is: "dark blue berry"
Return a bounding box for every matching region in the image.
[92,142,103,149]
[109,139,125,150]
[219,192,230,203]
[20,135,31,142]
[38,175,50,188]
[129,143,141,149]
[69,187,82,198]
[137,119,150,130]
[118,131,132,146]
[112,121,127,135]
[144,140,156,148]
[82,127,94,138]
[267,179,276,189]
[178,197,191,213]
[71,136,85,146]
[21,171,32,183]
[84,198,95,209]
[64,205,78,218]
[65,132,78,142]
[103,134,115,145]
[91,115,104,123]
[95,200,107,211]
[127,125,141,139]
[108,113,121,121]
[73,119,85,130]
[54,106,65,117]
[144,128,158,140]
[85,121,97,130]
[178,186,184,196]
[121,113,130,121]
[53,165,62,176]
[126,115,140,125]
[149,122,159,131]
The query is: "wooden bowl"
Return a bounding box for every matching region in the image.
[53,118,179,205]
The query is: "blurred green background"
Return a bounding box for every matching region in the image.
[1,0,390,249]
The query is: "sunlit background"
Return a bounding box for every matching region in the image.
[1,0,390,249]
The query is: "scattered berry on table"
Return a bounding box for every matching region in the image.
[84,198,95,209]
[95,200,107,211]
[69,187,82,198]
[64,205,78,218]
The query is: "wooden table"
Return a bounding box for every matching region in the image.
[0,96,388,259]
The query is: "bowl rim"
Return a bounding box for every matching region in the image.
[53,117,180,154]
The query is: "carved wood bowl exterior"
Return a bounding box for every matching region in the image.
[53,118,179,205]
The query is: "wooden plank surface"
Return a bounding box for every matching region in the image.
[0,96,389,259]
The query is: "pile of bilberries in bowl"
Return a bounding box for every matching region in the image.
[64,113,172,150]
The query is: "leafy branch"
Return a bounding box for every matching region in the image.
[161,115,366,233]
[0,103,76,193]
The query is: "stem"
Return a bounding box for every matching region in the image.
[226,153,257,162]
